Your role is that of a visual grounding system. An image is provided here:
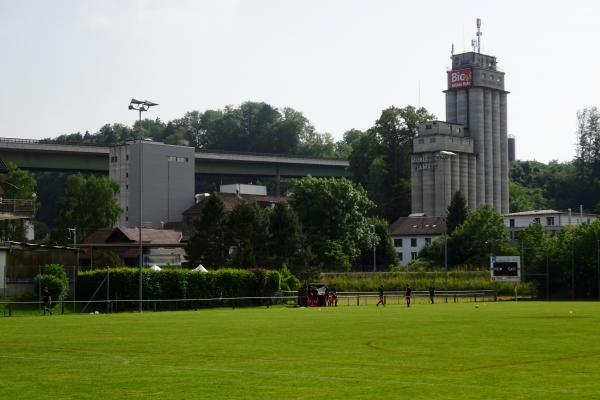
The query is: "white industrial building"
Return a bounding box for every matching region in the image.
[504,209,598,238]
[109,141,196,229]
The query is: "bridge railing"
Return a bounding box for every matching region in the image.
[0,198,36,218]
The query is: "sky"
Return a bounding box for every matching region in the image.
[1,0,599,163]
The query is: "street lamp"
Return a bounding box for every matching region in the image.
[67,228,77,311]
[370,224,377,272]
[437,150,457,303]
[128,98,158,312]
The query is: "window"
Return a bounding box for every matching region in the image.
[126,185,128,190]
[411,238,417,247]
[394,238,403,247]
[398,252,403,261]
[126,155,129,161]
[426,124,432,129]
[125,172,128,178]
[429,138,436,143]
[509,219,515,228]
[533,217,541,224]
[411,252,418,260]
[418,139,424,144]
[546,217,555,226]
[425,238,431,245]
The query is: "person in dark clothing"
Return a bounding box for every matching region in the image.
[331,286,338,307]
[429,287,435,304]
[41,286,53,315]
[376,285,385,307]
[405,285,412,308]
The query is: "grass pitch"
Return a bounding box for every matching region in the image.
[1,301,600,399]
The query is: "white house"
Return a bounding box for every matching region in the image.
[389,216,444,265]
[504,209,598,238]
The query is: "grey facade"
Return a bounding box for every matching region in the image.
[411,51,509,216]
[110,141,195,229]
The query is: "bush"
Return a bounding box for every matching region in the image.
[34,264,69,301]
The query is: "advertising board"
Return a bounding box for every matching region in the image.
[448,68,472,89]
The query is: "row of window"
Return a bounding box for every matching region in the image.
[397,252,419,261]
[393,238,432,248]
[508,217,554,228]
[167,156,189,163]
[110,154,129,163]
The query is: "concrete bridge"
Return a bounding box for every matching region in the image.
[0,138,349,178]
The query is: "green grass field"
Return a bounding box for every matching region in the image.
[1,302,600,399]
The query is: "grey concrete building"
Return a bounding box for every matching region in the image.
[411,51,509,216]
[110,141,195,229]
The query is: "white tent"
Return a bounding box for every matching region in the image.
[149,265,162,271]
[192,264,208,272]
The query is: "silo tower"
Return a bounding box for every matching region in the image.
[411,19,509,216]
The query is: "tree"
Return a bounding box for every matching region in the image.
[357,218,399,270]
[348,105,435,220]
[54,174,121,242]
[419,204,509,266]
[186,194,228,268]
[226,200,270,267]
[446,191,468,234]
[509,181,549,213]
[267,202,304,269]
[0,162,37,241]
[290,177,375,271]
[450,204,509,265]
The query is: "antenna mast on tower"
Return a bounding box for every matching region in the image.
[476,18,482,53]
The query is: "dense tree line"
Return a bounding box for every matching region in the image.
[186,177,398,276]
[518,220,600,299]
[42,102,338,158]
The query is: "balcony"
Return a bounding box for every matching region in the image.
[0,198,36,220]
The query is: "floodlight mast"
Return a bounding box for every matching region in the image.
[128,98,158,312]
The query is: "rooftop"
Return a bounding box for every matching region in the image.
[389,216,445,236]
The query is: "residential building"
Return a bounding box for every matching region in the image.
[389,216,444,265]
[80,227,186,267]
[504,209,598,238]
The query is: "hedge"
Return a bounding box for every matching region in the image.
[319,271,537,297]
[76,268,281,310]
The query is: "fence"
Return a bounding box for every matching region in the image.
[0,290,498,317]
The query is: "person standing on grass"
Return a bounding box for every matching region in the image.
[376,285,385,307]
[41,286,53,315]
[429,286,435,304]
[405,285,412,308]
[331,286,338,307]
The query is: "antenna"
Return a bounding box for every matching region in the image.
[451,43,454,56]
[476,18,482,53]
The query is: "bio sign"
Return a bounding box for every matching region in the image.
[490,256,521,282]
[448,68,472,89]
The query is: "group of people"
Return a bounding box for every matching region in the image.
[305,285,338,307]
[376,285,436,307]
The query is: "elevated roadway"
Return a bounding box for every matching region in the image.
[0,138,349,178]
